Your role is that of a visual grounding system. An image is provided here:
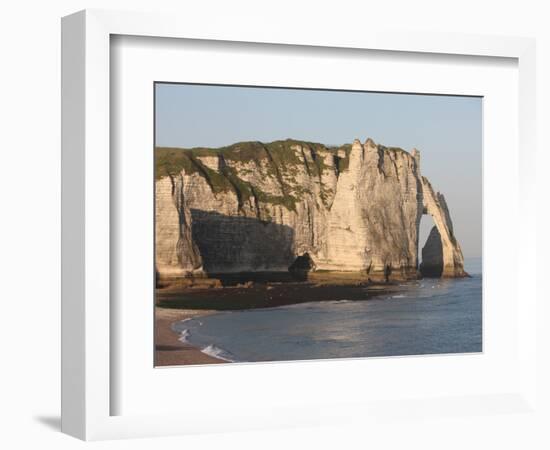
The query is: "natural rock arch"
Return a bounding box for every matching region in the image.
[419,177,468,278]
[154,138,469,282]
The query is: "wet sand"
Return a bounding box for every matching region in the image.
[156,280,397,311]
[155,307,224,366]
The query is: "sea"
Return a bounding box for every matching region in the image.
[172,257,482,363]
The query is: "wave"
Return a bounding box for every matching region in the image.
[172,317,205,334]
[391,294,406,299]
[201,344,237,362]
[176,326,237,362]
[171,318,192,334]
[177,329,191,343]
[325,299,353,305]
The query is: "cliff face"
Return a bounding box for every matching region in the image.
[155,138,467,281]
[420,177,468,277]
[155,175,203,278]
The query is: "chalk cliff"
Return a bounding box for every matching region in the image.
[155,138,467,281]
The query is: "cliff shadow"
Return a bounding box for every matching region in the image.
[190,209,303,284]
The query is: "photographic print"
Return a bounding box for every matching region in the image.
[154,83,482,366]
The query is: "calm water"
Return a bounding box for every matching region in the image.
[173,258,482,363]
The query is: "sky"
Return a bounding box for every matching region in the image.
[155,83,482,258]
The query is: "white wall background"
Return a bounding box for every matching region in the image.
[0,1,548,448]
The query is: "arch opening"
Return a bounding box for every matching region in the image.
[418,214,444,278]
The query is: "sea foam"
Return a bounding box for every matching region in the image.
[201,344,237,362]
[177,329,191,343]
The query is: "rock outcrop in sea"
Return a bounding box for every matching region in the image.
[155,138,467,282]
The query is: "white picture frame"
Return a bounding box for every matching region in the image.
[61,9,537,441]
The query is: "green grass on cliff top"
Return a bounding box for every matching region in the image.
[155,139,408,211]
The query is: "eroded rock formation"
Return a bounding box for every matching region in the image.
[421,177,468,278]
[419,226,444,277]
[155,174,203,278]
[155,138,467,281]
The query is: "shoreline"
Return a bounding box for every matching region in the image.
[155,280,401,366]
[155,307,225,366]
